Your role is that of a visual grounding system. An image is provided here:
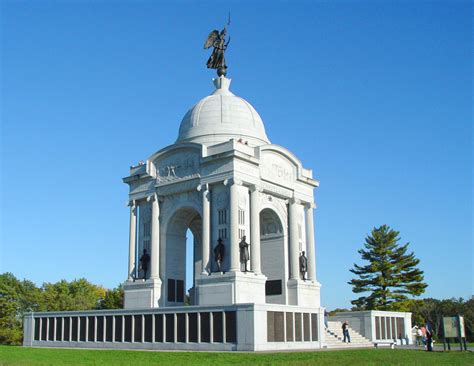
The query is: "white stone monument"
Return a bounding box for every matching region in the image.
[21,38,414,351]
[23,74,328,352]
[122,75,321,311]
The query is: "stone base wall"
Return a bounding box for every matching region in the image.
[23,303,324,351]
[123,279,162,309]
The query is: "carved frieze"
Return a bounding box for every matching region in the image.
[154,151,200,184]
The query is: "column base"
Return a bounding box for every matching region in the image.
[196,271,267,306]
[287,279,321,307]
[123,278,162,309]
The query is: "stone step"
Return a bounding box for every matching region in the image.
[326,331,367,340]
[324,320,373,348]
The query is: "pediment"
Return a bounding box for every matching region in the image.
[259,147,300,189]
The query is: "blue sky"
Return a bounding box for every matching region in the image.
[1,1,472,309]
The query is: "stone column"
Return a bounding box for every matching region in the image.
[305,202,316,281]
[150,195,160,279]
[229,179,240,272]
[128,202,137,280]
[250,185,261,274]
[289,198,300,280]
[199,184,210,274]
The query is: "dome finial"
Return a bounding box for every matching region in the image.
[213,76,231,92]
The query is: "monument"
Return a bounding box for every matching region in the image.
[122,23,321,312]
[27,22,411,351]
[22,22,415,351]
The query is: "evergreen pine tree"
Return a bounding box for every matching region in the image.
[349,225,427,310]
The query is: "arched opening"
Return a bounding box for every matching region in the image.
[164,207,202,306]
[260,208,286,304]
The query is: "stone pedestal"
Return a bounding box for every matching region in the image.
[287,279,321,307]
[123,278,162,309]
[196,271,267,306]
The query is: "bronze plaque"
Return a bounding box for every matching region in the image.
[274,312,285,342]
[295,313,302,341]
[177,313,186,343]
[134,315,143,342]
[311,313,318,341]
[303,313,310,341]
[225,311,237,343]
[286,312,294,341]
[265,280,282,296]
[267,311,275,342]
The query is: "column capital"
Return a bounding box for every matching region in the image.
[289,197,301,205]
[146,194,158,202]
[304,201,316,209]
[223,178,242,187]
[128,200,137,213]
[249,184,263,193]
[197,183,209,192]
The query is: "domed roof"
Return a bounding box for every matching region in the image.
[176,77,270,146]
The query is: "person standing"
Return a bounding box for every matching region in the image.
[416,326,423,347]
[425,321,433,352]
[342,321,351,343]
[420,325,427,347]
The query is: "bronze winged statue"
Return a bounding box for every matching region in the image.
[204,16,230,76]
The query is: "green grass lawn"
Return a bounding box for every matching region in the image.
[0,346,473,366]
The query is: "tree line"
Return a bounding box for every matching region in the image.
[0,273,123,345]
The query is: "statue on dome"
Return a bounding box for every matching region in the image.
[204,15,231,77]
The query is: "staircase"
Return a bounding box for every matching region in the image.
[324,321,373,349]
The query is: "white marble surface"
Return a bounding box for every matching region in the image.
[123,76,321,312]
[177,77,270,147]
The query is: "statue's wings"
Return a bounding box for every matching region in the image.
[204,30,219,49]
